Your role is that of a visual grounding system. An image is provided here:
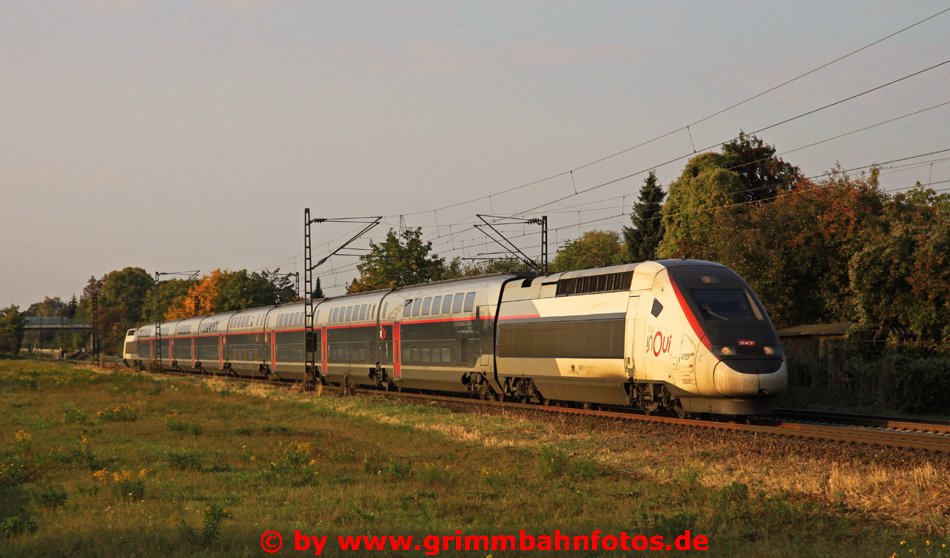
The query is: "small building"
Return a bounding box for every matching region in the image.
[777,322,850,388]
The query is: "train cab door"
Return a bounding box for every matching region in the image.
[624,296,640,379]
[678,336,697,387]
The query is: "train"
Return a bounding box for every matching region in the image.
[122,259,787,416]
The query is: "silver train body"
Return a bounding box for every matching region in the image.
[123,260,787,415]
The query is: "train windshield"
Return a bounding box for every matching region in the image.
[690,289,764,321]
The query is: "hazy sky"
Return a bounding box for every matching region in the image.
[2,0,949,308]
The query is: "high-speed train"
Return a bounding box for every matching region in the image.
[123,260,787,416]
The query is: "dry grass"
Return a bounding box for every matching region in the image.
[200,376,950,536]
[1,357,948,557]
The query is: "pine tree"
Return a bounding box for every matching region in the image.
[312,278,324,299]
[623,171,666,262]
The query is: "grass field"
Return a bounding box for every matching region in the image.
[0,356,947,557]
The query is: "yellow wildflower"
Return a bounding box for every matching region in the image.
[14,430,31,443]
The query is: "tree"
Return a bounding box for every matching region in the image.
[698,169,885,328]
[166,270,227,319]
[0,305,27,354]
[312,278,324,299]
[98,267,154,325]
[552,230,629,272]
[261,269,298,304]
[658,152,746,259]
[623,171,666,262]
[348,228,446,292]
[218,270,287,311]
[26,296,66,317]
[164,268,298,318]
[849,185,949,346]
[64,295,79,319]
[144,278,195,321]
[718,132,799,201]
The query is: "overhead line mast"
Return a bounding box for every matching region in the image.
[304,210,381,391]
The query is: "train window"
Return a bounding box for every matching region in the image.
[412,298,422,317]
[441,347,451,362]
[359,305,367,321]
[431,296,442,315]
[403,300,412,317]
[421,347,430,363]
[452,293,464,313]
[441,295,453,314]
[651,299,663,318]
[421,297,432,316]
[411,347,420,362]
[463,292,476,312]
[345,306,353,322]
[330,308,337,323]
[691,289,763,321]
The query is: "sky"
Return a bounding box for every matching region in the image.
[2,0,949,308]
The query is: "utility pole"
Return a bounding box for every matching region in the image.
[91,291,100,366]
[474,214,548,273]
[303,210,381,391]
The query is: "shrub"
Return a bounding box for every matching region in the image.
[96,405,138,422]
[63,404,92,425]
[33,484,67,510]
[0,513,37,539]
[180,504,232,548]
[167,418,203,436]
[265,442,318,486]
[169,451,204,472]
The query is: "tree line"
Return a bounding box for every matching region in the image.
[1,132,945,357]
[345,134,946,351]
[0,268,297,355]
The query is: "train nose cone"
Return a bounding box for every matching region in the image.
[713,360,788,397]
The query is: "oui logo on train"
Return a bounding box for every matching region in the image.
[650,331,673,357]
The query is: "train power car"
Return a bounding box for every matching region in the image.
[122,259,787,416]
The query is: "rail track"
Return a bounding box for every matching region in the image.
[145,368,950,453]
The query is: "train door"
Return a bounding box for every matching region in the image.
[392,322,402,380]
[270,332,277,370]
[321,327,328,373]
[624,296,640,378]
[679,336,696,387]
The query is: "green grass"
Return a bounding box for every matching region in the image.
[0,358,946,557]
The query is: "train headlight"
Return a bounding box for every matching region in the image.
[763,346,783,356]
[712,346,737,356]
